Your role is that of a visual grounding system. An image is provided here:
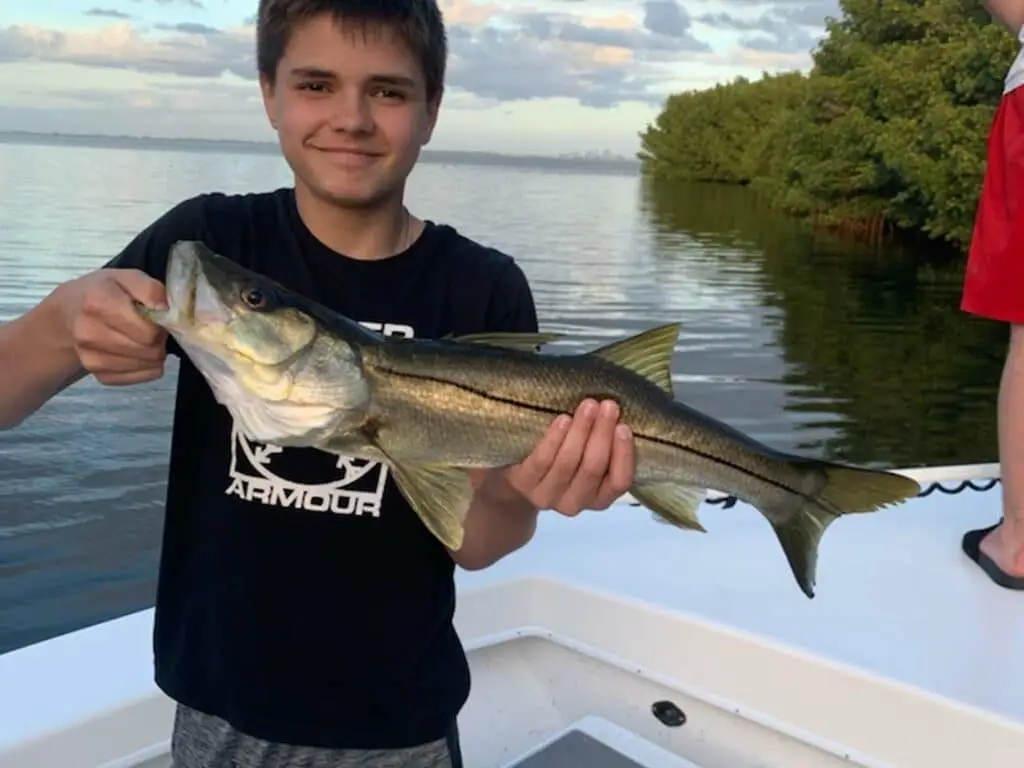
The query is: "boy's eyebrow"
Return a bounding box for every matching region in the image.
[288,67,418,88]
[289,66,337,79]
[368,74,418,88]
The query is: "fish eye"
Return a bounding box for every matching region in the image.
[240,286,267,309]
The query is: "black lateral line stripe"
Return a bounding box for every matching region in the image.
[376,366,804,496]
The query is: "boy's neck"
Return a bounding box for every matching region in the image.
[295,183,424,261]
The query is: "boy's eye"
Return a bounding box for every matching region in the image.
[372,87,405,100]
[294,82,407,99]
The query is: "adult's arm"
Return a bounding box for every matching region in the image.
[984,0,1024,33]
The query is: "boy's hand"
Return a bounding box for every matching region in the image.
[60,268,169,386]
[503,398,635,517]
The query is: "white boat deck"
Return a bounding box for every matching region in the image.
[1,463,1022,767]
[475,467,1024,726]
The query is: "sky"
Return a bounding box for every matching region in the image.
[0,0,838,156]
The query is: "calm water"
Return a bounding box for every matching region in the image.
[0,138,1007,655]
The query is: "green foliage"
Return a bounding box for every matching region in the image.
[637,0,1020,250]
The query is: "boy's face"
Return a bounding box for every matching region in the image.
[260,13,440,209]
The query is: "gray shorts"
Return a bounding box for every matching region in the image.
[169,703,460,768]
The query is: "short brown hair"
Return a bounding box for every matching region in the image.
[256,0,447,102]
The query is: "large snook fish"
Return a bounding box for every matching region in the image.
[137,240,921,598]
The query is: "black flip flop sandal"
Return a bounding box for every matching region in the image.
[962,521,1024,590]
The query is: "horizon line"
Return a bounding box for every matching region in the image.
[0,130,642,171]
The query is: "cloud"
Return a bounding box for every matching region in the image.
[693,0,837,54]
[444,4,712,108]
[0,11,697,108]
[0,0,833,112]
[36,77,260,114]
[131,0,205,7]
[440,0,504,27]
[84,9,133,20]
[0,22,254,78]
[510,9,707,54]
[642,0,690,37]
[442,0,715,107]
[154,22,221,35]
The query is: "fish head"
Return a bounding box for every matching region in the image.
[139,240,372,446]
[148,239,319,387]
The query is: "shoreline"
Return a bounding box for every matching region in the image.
[0,130,641,176]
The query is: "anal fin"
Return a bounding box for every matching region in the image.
[632,482,708,532]
[388,461,477,550]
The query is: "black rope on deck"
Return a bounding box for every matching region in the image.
[702,476,1003,508]
[916,477,1001,498]
[628,476,1002,509]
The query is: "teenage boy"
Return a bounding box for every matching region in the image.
[0,1,636,765]
[960,1,1024,589]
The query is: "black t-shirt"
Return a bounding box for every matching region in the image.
[105,188,539,749]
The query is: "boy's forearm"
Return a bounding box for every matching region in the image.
[0,286,84,430]
[448,469,540,571]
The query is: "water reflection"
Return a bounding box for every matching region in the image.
[641,176,1005,466]
[0,141,1004,656]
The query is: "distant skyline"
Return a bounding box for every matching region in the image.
[0,0,836,156]
[0,129,644,172]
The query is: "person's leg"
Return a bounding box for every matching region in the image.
[962,326,1024,585]
[169,703,454,768]
[960,85,1024,588]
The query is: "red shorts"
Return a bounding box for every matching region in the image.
[961,85,1024,324]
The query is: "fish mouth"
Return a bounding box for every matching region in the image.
[165,241,232,329]
[165,241,198,322]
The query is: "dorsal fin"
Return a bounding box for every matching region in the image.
[443,331,563,353]
[588,323,680,395]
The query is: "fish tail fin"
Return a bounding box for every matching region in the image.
[632,481,708,533]
[769,462,921,599]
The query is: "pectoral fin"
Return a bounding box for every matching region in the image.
[444,331,563,353]
[632,482,707,532]
[388,461,476,549]
[322,434,388,462]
